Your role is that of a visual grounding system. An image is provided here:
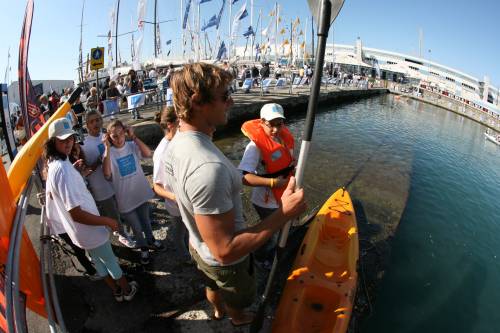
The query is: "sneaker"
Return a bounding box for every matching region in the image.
[123,281,139,301]
[118,235,137,249]
[114,288,123,302]
[140,250,150,265]
[149,240,166,252]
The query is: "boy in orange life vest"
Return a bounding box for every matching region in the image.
[238,103,295,290]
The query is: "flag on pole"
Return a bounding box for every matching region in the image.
[201,14,218,31]
[232,2,248,37]
[18,0,46,138]
[216,0,226,29]
[292,17,300,30]
[166,39,172,45]
[155,22,162,55]
[216,41,227,60]
[182,0,192,29]
[243,25,255,37]
[279,28,286,35]
[134,0,147,70]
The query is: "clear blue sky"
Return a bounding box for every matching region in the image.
[0,0,498,87]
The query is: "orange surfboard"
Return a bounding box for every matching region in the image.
[272,188,359,333]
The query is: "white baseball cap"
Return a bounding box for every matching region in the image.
[49,118,76,140]
[260,103,285,121]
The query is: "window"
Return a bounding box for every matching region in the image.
[387,61,397,65]
[405,58,423,65]
[461,83,475,91]
[430,72,440,76]
[409,66,419,71]
[445,77,455,82]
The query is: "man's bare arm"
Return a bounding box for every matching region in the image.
[194,177,305,264]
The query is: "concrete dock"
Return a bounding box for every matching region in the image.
[110,86,388,146]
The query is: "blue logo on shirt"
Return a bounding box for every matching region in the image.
[116,154,137,177]
[97,143,105,156]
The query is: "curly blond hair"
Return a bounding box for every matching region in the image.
[170,63,233,122]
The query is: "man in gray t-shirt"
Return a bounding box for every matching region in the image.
[165,63,305,326]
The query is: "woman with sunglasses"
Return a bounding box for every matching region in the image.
[238,103,296,293]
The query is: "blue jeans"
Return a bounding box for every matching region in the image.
[121,202,154,248]
[87,241,123,279]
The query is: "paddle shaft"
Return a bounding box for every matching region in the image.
[278,0,332,248]
[250,2,333,332]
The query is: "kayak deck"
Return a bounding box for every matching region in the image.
[272,188,359,333]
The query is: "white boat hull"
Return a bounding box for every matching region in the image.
[484,132,500,145]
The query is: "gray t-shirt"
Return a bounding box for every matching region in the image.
[164,130,246,266]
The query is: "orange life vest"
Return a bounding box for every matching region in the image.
[241,119,295,203]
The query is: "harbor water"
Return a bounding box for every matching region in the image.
[216,94,500,332]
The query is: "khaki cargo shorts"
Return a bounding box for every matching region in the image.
[190,245,256,309]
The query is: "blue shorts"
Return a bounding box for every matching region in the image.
[87,241,123,280]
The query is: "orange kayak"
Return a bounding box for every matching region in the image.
[272,188,359,333]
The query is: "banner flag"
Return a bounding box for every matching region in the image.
[232,2,248,36]
[216,41,227,60]
[18,0,45,138]
[182,0,192,29]
[201,15,218,31]
[127,93,146,109]
[243,25,255,37]
[216,0,226,29]
[134,0,147,70]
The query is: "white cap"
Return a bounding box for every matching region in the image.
[260,103,285,121]
[49,118,76,140]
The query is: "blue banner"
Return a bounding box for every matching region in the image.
[216,41,227,60]
[201,15,218,31]
[182,0,192,29]
[216,0,226,29]
[243,25,255,37]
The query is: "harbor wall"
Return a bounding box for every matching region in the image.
[132,88,388,145]
[392,88,500,132]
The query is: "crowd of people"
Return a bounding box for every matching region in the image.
[41,62,306,325]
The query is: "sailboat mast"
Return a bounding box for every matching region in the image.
[311,15,314,62]
[197,1,201,61]
[154,0,158,58]
[181,0,184,60]
[274,2,278,66]
[250,0,253,60]
[115,0,120,68]
[4,48,10,84]
[79,0,85,83]
[229,1,232,60]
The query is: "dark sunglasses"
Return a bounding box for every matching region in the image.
[221,89,232,102]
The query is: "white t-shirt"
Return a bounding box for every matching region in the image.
[109,141,154,213]
[153,137,180,216]
[82,133,115,201]
[45,159,109,250]
[238,141,279,209]
[164,131,247,266]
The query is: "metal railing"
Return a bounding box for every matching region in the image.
[5,173,67,333]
